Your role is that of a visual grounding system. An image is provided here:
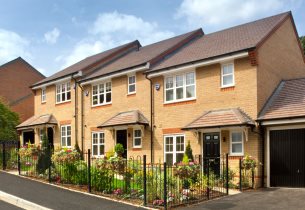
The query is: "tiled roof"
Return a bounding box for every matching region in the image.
[81,29,203,82]
[32,40,140,87]
[183,108,255,130]
[98,110,149,128]
[16,114,58,130]
[258,78,305,120]
[148,12,290,72]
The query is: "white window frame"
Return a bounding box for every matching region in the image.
[164,134,185,164]
[91,132,105,157]
[221,63,235,88]
[61,125,71,148]
[128,74,136,95]
[39,128,45,144]
[41,88,46,103]
[56,82,71,104]
[230,130,244,156]
[92,81,112,107]
[133,129,142,148]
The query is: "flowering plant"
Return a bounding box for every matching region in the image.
[152,199,164,206]
[174,161,200,180]
[242,155,259,170]
[19,143,39,159]
[51,148,81,164]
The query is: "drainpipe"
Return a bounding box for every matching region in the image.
[72,77,79,150]
[145,74,154,163]
[77,83,85,156]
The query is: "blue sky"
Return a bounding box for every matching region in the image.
[0,0,304,76]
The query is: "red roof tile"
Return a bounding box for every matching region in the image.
[183,108,255,129]
[258,78,305,120]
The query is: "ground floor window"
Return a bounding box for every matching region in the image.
[164,135,185,165]
[133,129,142,148]
[92,132,105,157]
[61,125,71,147]
[39,128,46,144]
[230,130,243,155]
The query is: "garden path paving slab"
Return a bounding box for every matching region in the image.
[0,171,146,210]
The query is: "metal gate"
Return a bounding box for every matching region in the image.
[270,129,305,187]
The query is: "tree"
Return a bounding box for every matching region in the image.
[185,141,194,161]
[0,100,19,140]
[300,36,305,55]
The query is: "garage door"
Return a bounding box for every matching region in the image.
[270,128,305,187]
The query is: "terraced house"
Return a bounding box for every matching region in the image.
[17,12,305,188]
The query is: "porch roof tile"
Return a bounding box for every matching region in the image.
[183,108,255,130]
[16,114,57,130]
[98,110,149,128]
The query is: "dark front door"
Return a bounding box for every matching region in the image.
[116,130,127,158]
[47,127,54,150]
[270,128,305,187]
[204,133,220,175]
[23,131,35,145]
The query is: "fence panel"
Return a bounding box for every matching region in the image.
[0,140,19,170]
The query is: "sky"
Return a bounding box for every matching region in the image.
[0,0,304,76]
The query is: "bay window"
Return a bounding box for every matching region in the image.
[165,72,195,103]
[92,81,112,106]
[164,135,185,165]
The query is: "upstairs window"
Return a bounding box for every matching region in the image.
[128,75,136,94]
[41,88,46,103]
[56,82,71,103]
[164,72,195,103]
[221,63,234,87]
[61,125,71,148]
[92,81,112,106]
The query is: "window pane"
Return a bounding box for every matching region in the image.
[176,136,184,152]
[129,84,135,93]
[62,84,66,91]
[93,95,98,105]
[134,138,141,146]
[67,126,71,135]
[61,137,66,146]
[186,73,195,85]
[135,130,141,138]
[166,154,173,165]
[106,92,111,102]
[93,133,98,144]
[176,153,184,163]
[93,86,98,95]
[232,143,242,153]
[99,84,104,93]
[186,85,195,98]
[223,75,233,86]
[62,93,66,101]
[232,132,242,142]
[106,82,111,91]
[99,94,104,104]
[99,133,104,143]
[66,83,70,91]
[56,85,61,93]
[166,77,173,89]
[223,64,233,75]
[56,94,60,102]
[100,145,105,155]
[176,87,183,99]
[67,91,71,100]
[166,89,173,101]
[166,137,173,145]
[67,137,71,146]
[176,75,183,87]
[129,76,135,84]
[93,145,98,155]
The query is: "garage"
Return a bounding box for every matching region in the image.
[270,128,305,187]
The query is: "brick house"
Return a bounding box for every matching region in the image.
[17,12,305,188]
[0,57,45,123]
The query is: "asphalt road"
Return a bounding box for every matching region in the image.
[0,171,144,210]
[180,188,305,210]
[0,200,23,210]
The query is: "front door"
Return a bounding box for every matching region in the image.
[47,127,54,150]
[116,130,127,158]
[203,133,220,175]
[23,131,35,145]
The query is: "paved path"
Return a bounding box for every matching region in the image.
[0,171,145,210]
[180,188,305,210]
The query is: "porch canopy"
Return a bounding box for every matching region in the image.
[16,114,58,130]
[98,110,149,129]
[182,108,255,130]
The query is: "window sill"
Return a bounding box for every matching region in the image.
[127,93,136,97]
[91,103,112,109]
[163,99,196,107]
[55,101,71,106]
[221,85,235,91]
[41,102,46,104]
[132,147,142,151]
[228,154,244,159]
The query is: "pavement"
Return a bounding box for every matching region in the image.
[180,188,305,210]
[0,171,146,210]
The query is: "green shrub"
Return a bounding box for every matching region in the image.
[114,144,124,157]
[185,141,194,161]
[37,134,51,175]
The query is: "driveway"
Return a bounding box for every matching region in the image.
[0,171,144,210]
[180,188,305,210]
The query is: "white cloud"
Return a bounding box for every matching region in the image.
[44,28,60,44]
[59,11,174,68]
[0,29,31,65]
[176,0,302,31]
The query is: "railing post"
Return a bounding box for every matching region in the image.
[163,162,167,210]
[87,149,91,193]
[207,158,210,200]
[239,158,242,191]
[252,167,255,189]
[2,142,6,170]
[17,141,21,175]
[48,143,51,183]
[143,155,147,206]
[226,153,229,195]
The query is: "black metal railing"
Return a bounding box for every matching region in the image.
[0,140,19,170]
